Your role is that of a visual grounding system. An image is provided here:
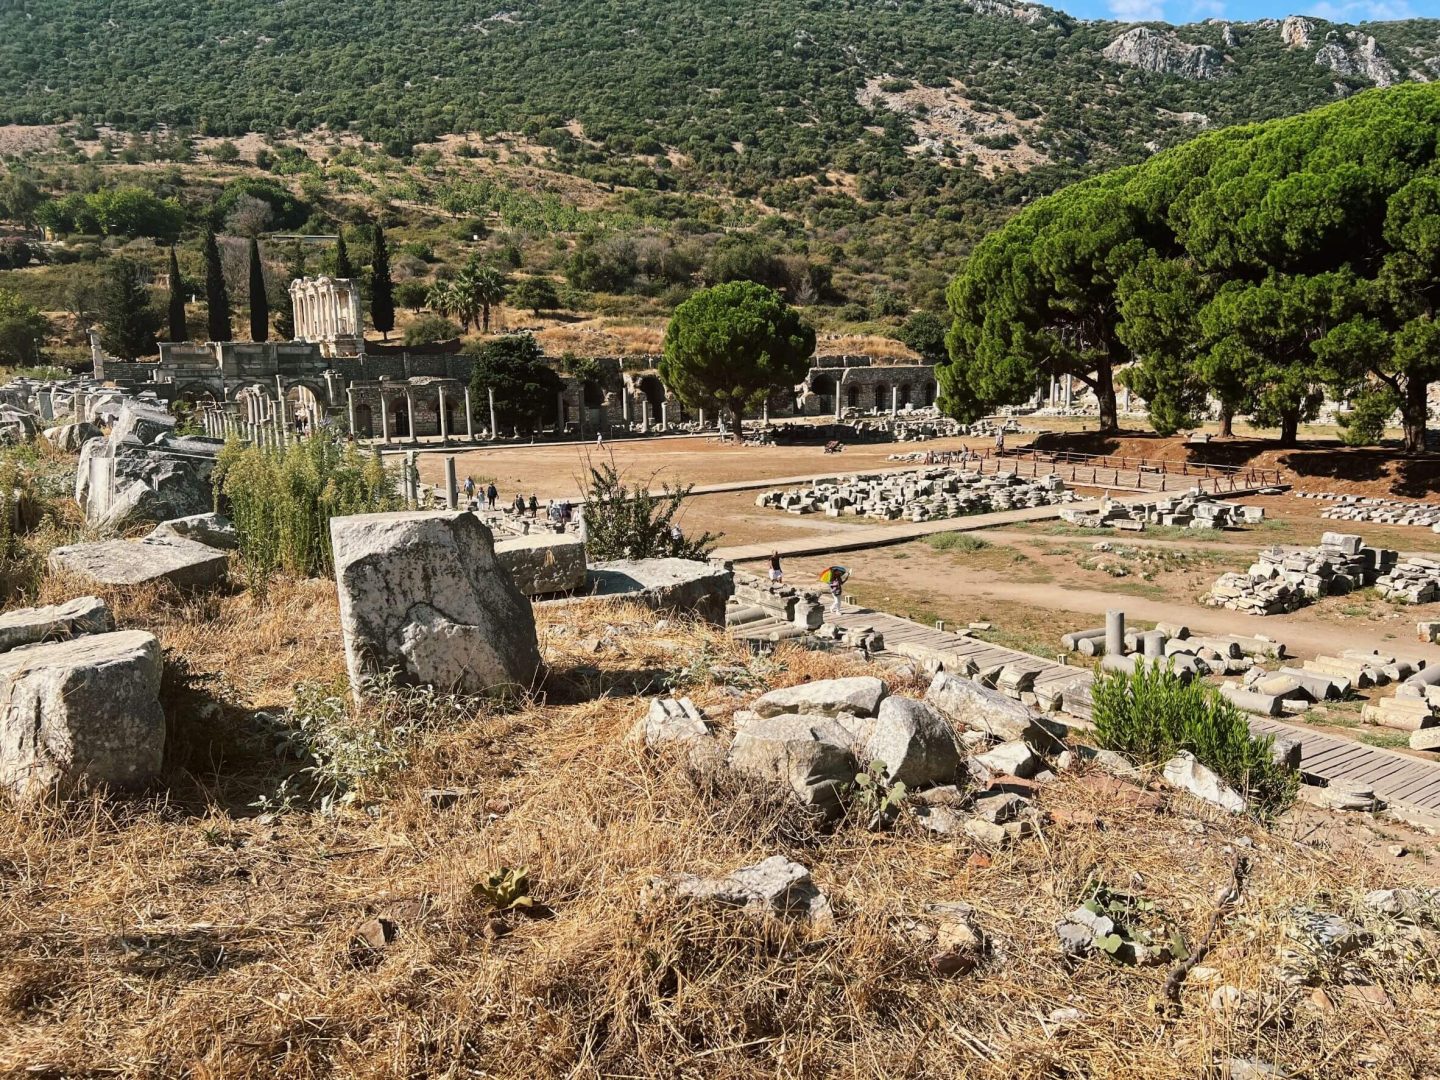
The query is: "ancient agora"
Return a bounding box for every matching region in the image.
[7,17,1440,1080]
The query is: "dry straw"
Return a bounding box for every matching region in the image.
[0,591,1432,1077]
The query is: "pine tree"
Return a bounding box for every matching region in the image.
[335,230,354,279]
[166,245,187,341]
[203,228,230,342]
[370,224,394,341]
[98,257,162,360]
[248,237,269,342]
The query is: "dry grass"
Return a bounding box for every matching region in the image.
[0,585,1435,1078]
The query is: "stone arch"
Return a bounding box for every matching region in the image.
[638,374,665,417]
[810,372,836,413]
[286,382,325,434]
[175,382,218,406]
[923,381,936,406]
[582,380,604,408]
[897,382,912,408]
[381,391,411,437]
[847,384,860,410]
[233,384,274,423]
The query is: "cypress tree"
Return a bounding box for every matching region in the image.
[166,245,187,341]
[371,224,394,341]
[335,230,354,279]
[98,257,162,360]
[203,228,230,342]
[248,237,269,342]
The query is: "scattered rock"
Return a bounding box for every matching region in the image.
[353,916,399,951]
[972,790,1028,824]
[48,535,230,590]
[1295,781,1380,812]
[585,557,734,625]
[330,511,542,697]
[650,855,833,926]
[0,630,164,799]
[728,713,857,815]
[964,818,1033,847]
[41,420,101,452]
[493,533,587,596]
[862,695,960,788]
[0,595,113,653]
[149,512,239,550]
[752,676,887,719]
[630,696,711,746]
[971,740,1043,782]
[925,671,1061,749]
[1161,751,1246,814]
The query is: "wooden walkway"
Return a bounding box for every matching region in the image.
[1249,715,1440,813]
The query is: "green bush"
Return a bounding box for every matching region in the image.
[214,435,403,581]
[925,533,989,553]
[578,456,718,561]
[1091,663,1297,815]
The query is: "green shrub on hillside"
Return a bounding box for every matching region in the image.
[1091,663,1297,815]
[215,436,402,581]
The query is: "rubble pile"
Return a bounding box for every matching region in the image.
[1204,532,1398,615]
[1060,491,1262,533]
[1373,556,1440,605]
[758,468,1072,522]
[1298,492,1440,533]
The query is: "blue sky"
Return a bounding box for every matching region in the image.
[1050,0,1440,22]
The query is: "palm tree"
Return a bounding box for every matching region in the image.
[427,280,465,330]
[469,264,507,334]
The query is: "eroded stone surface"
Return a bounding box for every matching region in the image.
[330,511,541,696]
[753,676,887,720]
[0,630,164,798]
[494,533,587,596]
[862,695,960,788]
[48,535,229,590]
[0,596,114,654]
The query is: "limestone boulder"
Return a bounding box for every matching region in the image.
[971,739,1043,781]
[0,596,114,653]
[42,421,102,453]
[494,533,587,596]
[650,855,833,925]
[925,671,1060,748]
[630,696,711,746]
[753,675,887,719]
[1162,751,1246,814]
[0,630,164,798]
[92,448,216,529]
[149,512,239,550]
[0,406,37,444]
[585,558,734,624]
[727,713,857,815]
[330,510,541,696]
[49,535,229,590]
[110,399,175,446]
[861,695,960,788]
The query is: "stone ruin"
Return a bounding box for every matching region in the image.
[1060,491,1263,532]
[757,467,1072,522]
[1204,532,1402,615]
[1374,557,1440,605]
[1301,492,1440,534]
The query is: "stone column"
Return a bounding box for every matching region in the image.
[556,390,565,436]
[1141,631,1166,658]
[891,385,898,418]
[404,450,419,507]
[642,399,651,434]
[346,387,357,436]
[661,401,669,430]
[444,455,458,509]
[380,393,391,445]
[762,401,768,424]
[1064,374,1073,409]
[464,387,475,442]
[438,385,449,444]
[699,408,705,429]
[488,387,497,440]
[834,388,842,421]
[1124,386,1132,413]
[404,386,418,444]
[1105,609,1125,657]
[621,390,630,423]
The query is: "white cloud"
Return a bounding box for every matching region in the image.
[1188,0,1226,18]
[1109,0,1167,19]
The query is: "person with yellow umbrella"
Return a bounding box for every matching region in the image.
[818,565,848,615]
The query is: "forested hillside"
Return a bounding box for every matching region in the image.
[1,1,1439,370]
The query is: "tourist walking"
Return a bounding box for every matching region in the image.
[768,550,784,590]
[463,476,476,503]
[829,576,844,614]
[994,430,1005,453]
[513,493,526,517]
[528,493,540,518]
[486,482,498,510]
